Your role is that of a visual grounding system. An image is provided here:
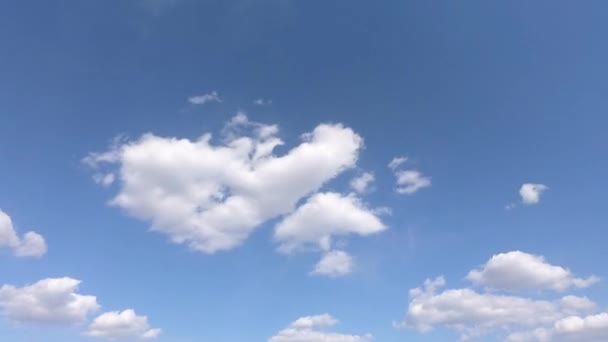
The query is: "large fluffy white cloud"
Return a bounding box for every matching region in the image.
[467,251,599,292]
[507,313,608,342]
[398,251,604,341]
[269,314,372,342]
[0,277,99,323]
[274,192,385,253]
[311,250,354,277]
[519,183,548,205]
[87,309,161,340]
[398,277,596,340]
[0,209,47,257]
[85,114,369,254]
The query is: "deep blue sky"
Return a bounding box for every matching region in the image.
[1,1,607,341]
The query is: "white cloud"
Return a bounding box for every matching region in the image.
[188,91,222,105]
[507,313,608,342]
[253,98,272,106]
[467,251,599,292]
[398,277,596,340]
[519,183,548,205]
[311,250,353,277]
[350,172,374,194]
[87,309,161,340]
[85,114,367,254]
[0,277,99,324]
[387,157,431,194]
[0,209,47,257]
[269,314,372,342]
[274,192,385,253]
[388,157,407,170]
[394,170,431,195]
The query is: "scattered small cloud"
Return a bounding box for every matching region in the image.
[188,91,222,105]
[269,314,372,342]
[388,156,407,170]
[253,98,272,106]
[311,250,353,277]
[350,172,375,194]
[87,309,161,340]
[520,183,548,205]
[0,209,47,257]
[388,157,431,195]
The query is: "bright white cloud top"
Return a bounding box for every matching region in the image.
[85,114,385,259]
[0,209,47,257]
[87,309,161,340]
[398,251,605,341]
[188,91,222,105]
[0,277,99,323]
[506,312,608,342]
[275,192,385,253]
[520,183,548,205]
[269,314,372,342]
[467,251,599,292]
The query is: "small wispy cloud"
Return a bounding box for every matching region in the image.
[388,156,431,195]
[188,91,222,105]
[253,98,272,106]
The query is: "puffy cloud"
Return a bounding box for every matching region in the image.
[0,209,47,257]
[507,313,608,342]
[311,250,353,277]
[519,183,548,205]
[269,314,372,342]
[350,172,374,194]
[87,309,161,340]
[85,114,367,254]
[0,277,99,324]
[188,91,222,105]
[467,251,599,292]
[387,157,431,194]
[398,277,596,340]
[253,98,272,106]
[274,192,385,253]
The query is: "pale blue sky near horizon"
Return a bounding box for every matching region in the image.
[0,1,607,341]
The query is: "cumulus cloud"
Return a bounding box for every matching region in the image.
[274,192,385,253]
[269,314,372,342]
[507,313,608,342]
[387,157,431,194]
[519,183,548,205]
[87,309,161,340]
[188,91,222,105]
[350,172,374,194]
[85,114,373,254]
[398,251,604,341]
[467,251,600,292]
[0,277,99,324]
[311,250,353,277]
[0,209,47,257]
[397,277,596,340]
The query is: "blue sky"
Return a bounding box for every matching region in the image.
[1,1,607,341]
